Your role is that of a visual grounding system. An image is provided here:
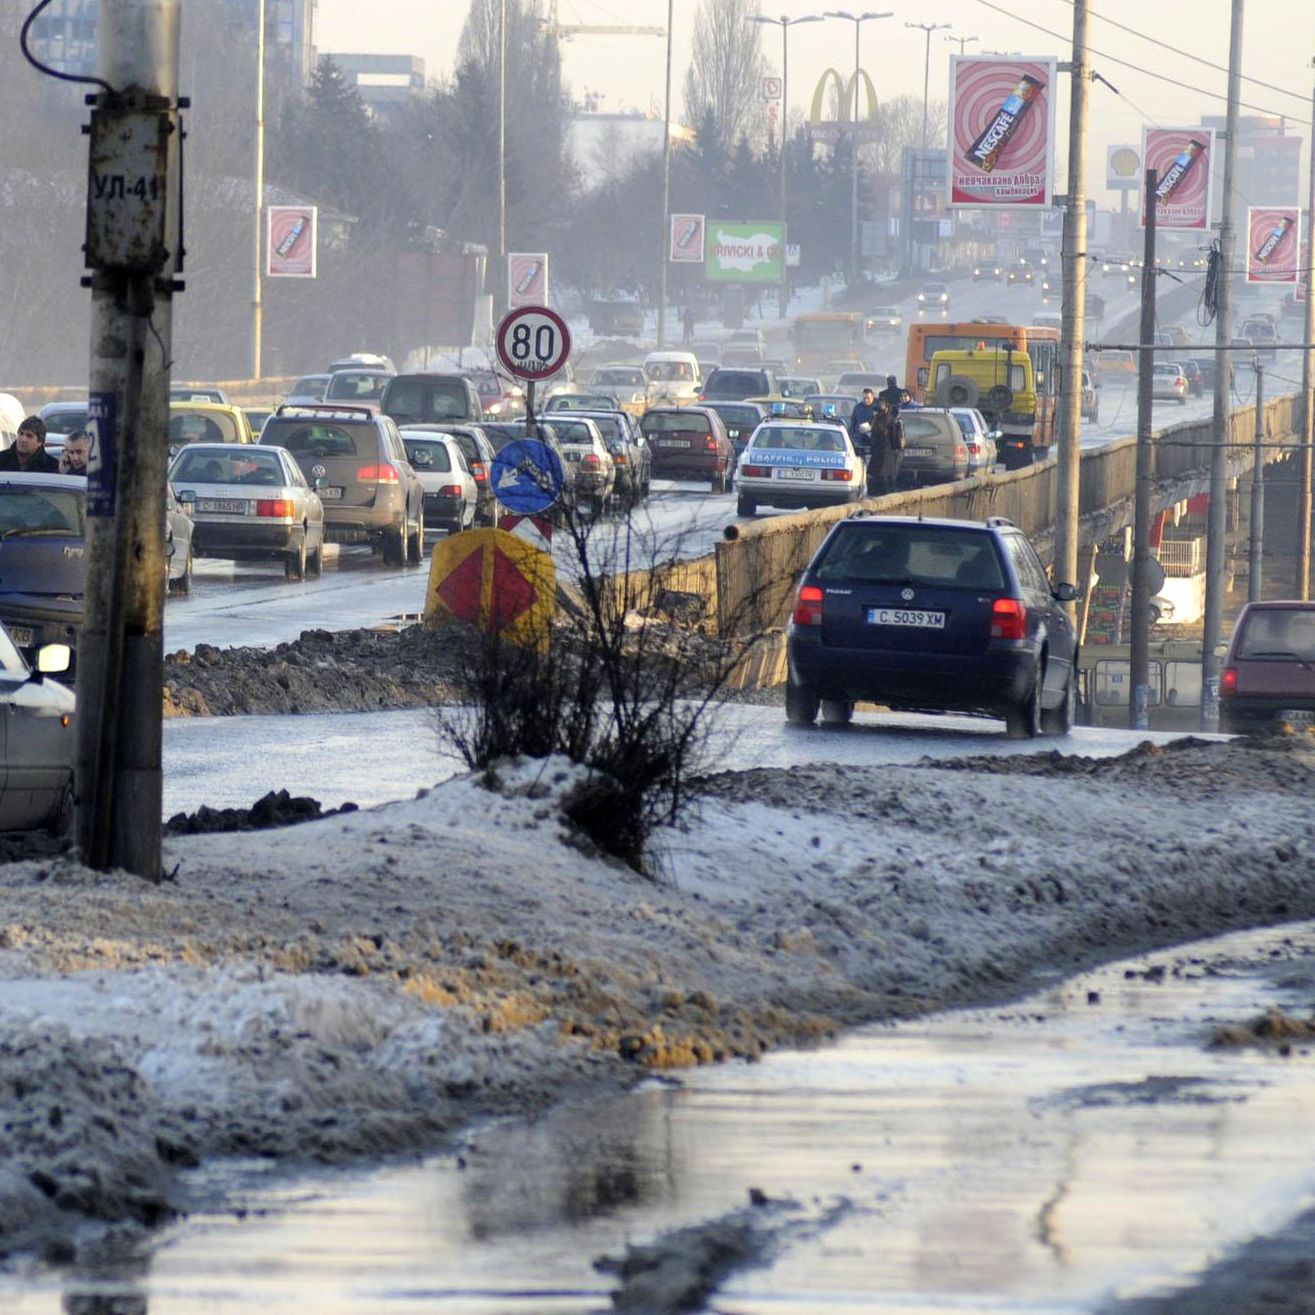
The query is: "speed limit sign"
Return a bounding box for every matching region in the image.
[495,305,572,382]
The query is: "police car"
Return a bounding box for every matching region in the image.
[734,419,866,517]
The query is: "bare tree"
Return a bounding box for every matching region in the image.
[682,0,768,154]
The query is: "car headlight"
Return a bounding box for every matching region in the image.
[917,293,925,301]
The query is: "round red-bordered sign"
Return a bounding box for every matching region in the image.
[496,305,572,382]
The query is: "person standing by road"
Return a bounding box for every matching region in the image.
[60,430,89,475]
[682,305,696,344]
[849,387,879,455]
[0,417,60,473]
[878,374,908,412]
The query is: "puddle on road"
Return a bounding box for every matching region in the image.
[9,923,1315,1315]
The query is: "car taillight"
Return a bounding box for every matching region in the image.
[793,583,824,626]
[439,484,463,496]
[612,451,628,465]
[581,453,600,471]
[256,499,295,517]
[357,463,400,484]
[1221,666,1238,695]
[955,444,967,461]
[991,598,1027,640]
[704,434,717,450]
[820,469,853,482]
[742,464,770,477]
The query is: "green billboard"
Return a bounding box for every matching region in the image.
[705,221,786,283]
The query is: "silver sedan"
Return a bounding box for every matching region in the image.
[169,443,325,580]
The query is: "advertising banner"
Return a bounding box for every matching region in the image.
[948,56,1057,209]
[508,253,549,308]
[1246,206,1301,284]
[266,205,317,278]
[1141,128,1214,229]
[1106,144,1141,191]
[669,214,705,264]
[704,221,786,283]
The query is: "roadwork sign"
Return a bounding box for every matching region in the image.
[424,528,555,648]
[490,438,564,515]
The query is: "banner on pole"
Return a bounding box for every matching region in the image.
[508,253,549,308]
[1140,129,1215,230]
[266,206,317,278]
[947,56,1057,209]
[670,214,705,263]
[1246,206,1301,284]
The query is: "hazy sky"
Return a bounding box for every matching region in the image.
[317,0,1315,201]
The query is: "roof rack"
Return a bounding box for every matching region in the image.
[985,515,1015,528]
[273,404,376,420]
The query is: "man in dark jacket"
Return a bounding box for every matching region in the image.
[0,417,60,473]
[878,374,908,412]
[866,399,904,495]
[849,388,879,454]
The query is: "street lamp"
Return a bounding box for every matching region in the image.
[824,11,893,288]
[658,0,674,345]
[751,12,824,318]
[905,21,952,149]
[946,33,979,56]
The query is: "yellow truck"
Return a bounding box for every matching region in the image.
[927,346,1048,469]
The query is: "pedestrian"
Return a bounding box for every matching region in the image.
[866,399,904,496]
[0,417,60,473]
[60,430,89,476]
[878,374,907,412]
[682,305,696,344]
[849,387,879,456]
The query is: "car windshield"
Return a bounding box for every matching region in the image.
[291,376,328,396]
[593,369,644,387]
[0,624,26,676]
[41,408,89,435]
[261,422,365,457]
[0,487,86,538]
[550,420,595,445]
[384,378,468,421]
[816,525,1007,589]
[172,449,286,485]
[711,406,761,427]
[751,426,846,452]
[1236,609,1315,661]
[402,439,453,472]
[169,410,239,446]
[326,372,388,401]
[643,412,707,434]
[645,361,694,382]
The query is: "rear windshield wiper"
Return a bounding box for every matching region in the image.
[1247,649,1315,674]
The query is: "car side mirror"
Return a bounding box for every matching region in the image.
[1052,582,1079,602]
[35,643,71,676]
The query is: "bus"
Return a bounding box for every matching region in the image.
[904,320,1060,456]
[791,312,868,372]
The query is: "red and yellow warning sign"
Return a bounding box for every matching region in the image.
[424,528,555,647]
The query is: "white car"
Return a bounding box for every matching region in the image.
[949,408,998,474]
[643,351,702,405]
[546,416,616,516]
[588,366,648,411]
[1151,363,1188,405]
[917,282,950,310]
[401,432,478,536]
[735,420,865,517]
[866,305,903,333]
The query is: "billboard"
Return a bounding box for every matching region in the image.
[508,252,548,308]
[670,214,705,264]
[1246,206,1301,284]
[1141,128,1214,230]
[266,205,316,278]
[948,56,1057,209]
[1106,144,1141,191]
[705,222,786,283]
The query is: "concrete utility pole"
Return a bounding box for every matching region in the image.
[1201,0,1245,731]
[1055,0,1090,603]
[657,0,674,346]
[78,0,183,879]
[1298,61,1315,600]
[251,0,265,379]
[1249,358,1265,603]
[1129,167,1157,731]
[498,0,508,313]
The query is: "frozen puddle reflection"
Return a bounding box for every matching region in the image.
[9,922,1315,1314]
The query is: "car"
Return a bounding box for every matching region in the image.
[722,346,766,367]
[689,340,722,365]
[466,369,524,420]
[1186,355,1235,391]
[894,408,971,487]
[588,366,649,414]
[777,376,823,399]
[546,417,616,516]
[244,407,273,436]
[0,623,75,834]
[1180,359,1204,398]
[1151,363,1188,404]
[1240,318,1278,356]
[1099,350,1137,380]
[544,393,615,413]
[728,328,766,351]
[37,401,90,439]
[165,483,195,594]
[641,406,735,492]
[0,474,86,668]
[323,368,395,408]
[1160,325,1193,348]
[949,408,998,473]
[1101,255,1132,277]
[973,265,1003,282]
[745,396,813,421]
[327,352,396,374]
[918,281,951,308]
[865,306,903,333]
[168,402,255,456]
[285,374,332,406]
[785,514,1079,737]
[170,443,326,579]
[1221,601,1315,732]
[1080,369,1099,421]
[835,371,887,396]
[702,401,767,460]
[1006,265,1034,288]
[381,373,484,426]
[402,424,499,527]
[258,406,425,565]
[734,419,865,517]
[550,409,651,508]
[700,367,779,403]
[401,432,478,535]
[643,351,702,406]
[169,384,230,404]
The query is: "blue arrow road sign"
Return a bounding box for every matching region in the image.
[491,439,565,515]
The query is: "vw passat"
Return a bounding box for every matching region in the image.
[735,420,865,517]
[785,515,1079,738]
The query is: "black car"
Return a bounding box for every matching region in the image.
[548,409,651,508]
[381,373,484,426]
[786,514,1079,738]
[701,367,779,403]
[477,421,579,513]
[702,401,767,460]
[1180,359,1204,397]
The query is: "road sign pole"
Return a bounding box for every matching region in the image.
[524,379,536,439]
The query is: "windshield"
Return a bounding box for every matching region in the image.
[593,369,644,387]
[711,406,761,427]
[751,426,847,453]
[0,486,86,538]
[1236,609,1315,660]
[326,372,389,401]
[402,439,453,472]
[261,422,365,457]
[795,320,860,351]
[549,420,595,445]
[384,378,468,422]
[291,376,328,397]
[817,524,1006,589]
[645,361,694,382]
[41,408,89,435]
[169,410,239,447]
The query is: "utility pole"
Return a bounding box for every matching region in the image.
[1129,167,1157,731]
[78,0,183,879]
[1249,357,1265,603]
[1054,0,1090,606]
[906,21,952,149]
[657,0,674,346]
[1201,0,1245,731]
[498,0,507,315]
[251,0,264,379]
[1297,60,1315,600]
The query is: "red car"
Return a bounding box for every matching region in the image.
[1220,601,1315,732]
[640,406,735,493]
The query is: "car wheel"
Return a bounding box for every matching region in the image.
[46,783,73,838]
[820,699,854,726]
[736,493,757,517]
[785,674,819,726]
[1005,671,1043,739]
[1040,667,1075,736]
[284,534,307,581]
[307,535,324,578]
[168,544,193,595]
[383,522,406,567]
[407,509,424,564]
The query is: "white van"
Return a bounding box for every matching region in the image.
[642,350,701,405]
[0,394,24,450]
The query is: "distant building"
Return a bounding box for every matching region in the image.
[320,54,429,121]
[568,112,694,190]
[1199,114,1303,207]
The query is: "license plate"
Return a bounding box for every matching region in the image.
[659,438,691,447]
[776,468,815,481]
[198,499,249,514]
[7,626,34,646]
[320,487,344,499]
[867,608,946,629]
[904,446,935,456]
[1281,709,1315,724]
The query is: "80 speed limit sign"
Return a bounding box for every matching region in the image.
[495,305,572,382]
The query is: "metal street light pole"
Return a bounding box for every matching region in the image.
[498,0,507,315]
[946,33,979,57]
[905,21,952,149]
[1297,60,1315,599]
[751,13,824,318]
[824,11,893,288]
[657,0,674,345]
[251,0,265,379]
